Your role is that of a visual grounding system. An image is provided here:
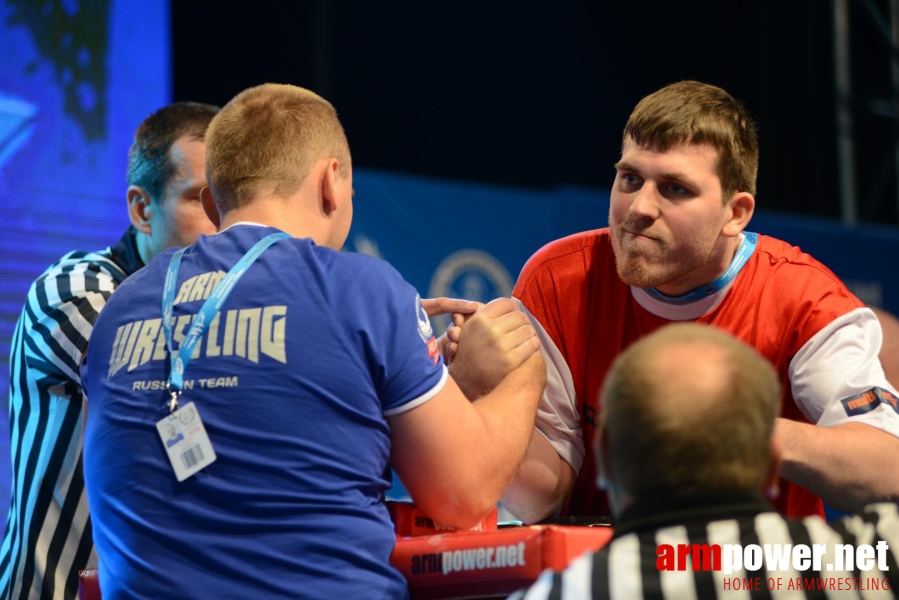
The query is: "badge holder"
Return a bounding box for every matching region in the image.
[156,391,216,482]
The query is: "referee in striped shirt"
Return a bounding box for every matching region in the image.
[0,102,218,600]
[513,323,898,599]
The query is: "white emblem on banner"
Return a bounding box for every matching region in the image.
[428,249,514,333]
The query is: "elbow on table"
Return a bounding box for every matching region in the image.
[413,489,499,531]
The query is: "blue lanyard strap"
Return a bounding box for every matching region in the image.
[644,232,758,305]
[162,232,290,409]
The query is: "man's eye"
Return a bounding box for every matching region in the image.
[666,183,688,195]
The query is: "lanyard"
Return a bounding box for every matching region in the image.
[161,232,290,411]
[644,232,758,305]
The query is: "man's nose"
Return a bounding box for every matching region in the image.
[629,184,661,220]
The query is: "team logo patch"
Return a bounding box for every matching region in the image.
[840,388,899,416]
[414,294,433,343]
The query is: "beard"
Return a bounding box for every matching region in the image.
[610,222,708,290]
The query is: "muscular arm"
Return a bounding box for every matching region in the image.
[787,308,899,512]
[500,429,576,523]
[501,299,584,523]
[777,419,899,512]
[444,298,585,523]
[389,351,546,529]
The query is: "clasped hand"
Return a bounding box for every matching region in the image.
[445,298,540,399]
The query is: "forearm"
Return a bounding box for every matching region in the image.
[393,356,545,529]
[467,357,547,507]
[777,419,899,512]
[500,429,575,523]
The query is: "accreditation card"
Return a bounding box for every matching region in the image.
[156,401,217,481]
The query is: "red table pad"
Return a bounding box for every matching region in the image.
[391,524,614,599]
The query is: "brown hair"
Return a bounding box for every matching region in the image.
[624,81,758,199]
[600,323,779,497]
[205,83,351,210]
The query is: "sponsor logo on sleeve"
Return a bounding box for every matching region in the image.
[878,388,899,415]
[426,337,439,365]
[840,387,899,416]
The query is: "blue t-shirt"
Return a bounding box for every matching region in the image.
[82,224,446,599]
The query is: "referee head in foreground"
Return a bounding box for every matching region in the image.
[513,323,898,599]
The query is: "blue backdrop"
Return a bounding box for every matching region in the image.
[0,0,170,533]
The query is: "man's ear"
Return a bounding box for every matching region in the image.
[763,433,783,500]
[320,158,341,217]
[127,185,153,234]
[722,191,755,238]
[200,186,221,229]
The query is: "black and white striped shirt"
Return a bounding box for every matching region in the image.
[512,492,899,600]
[0,229,142,600]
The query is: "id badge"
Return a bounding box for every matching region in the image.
[156,401,217,481]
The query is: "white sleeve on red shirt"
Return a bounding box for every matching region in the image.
[789,306,899,437]
[514,298,586,473]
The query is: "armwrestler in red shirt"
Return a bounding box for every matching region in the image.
[449,81,899,523]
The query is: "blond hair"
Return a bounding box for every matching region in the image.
[205,83,350,210]
[601,323,779,496]
[624,81,758,199]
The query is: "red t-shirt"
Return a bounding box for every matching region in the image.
[514,228,894,519]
